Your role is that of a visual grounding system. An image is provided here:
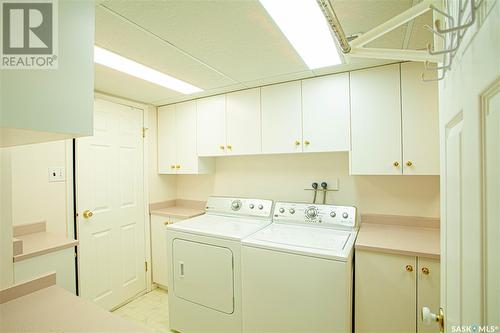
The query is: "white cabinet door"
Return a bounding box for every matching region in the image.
[355,251,416,333]
[226,88,261,155]
[176,101,198,174]
[261,81,303,154]
[197,95,226,156]
[417,258,440,333]
[157,105,177,174]
[350,64,402,175]
[401,62,439,175]
[151,215,182,288]
[302,74,350,152]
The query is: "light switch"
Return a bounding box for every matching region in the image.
[48,167,66,182]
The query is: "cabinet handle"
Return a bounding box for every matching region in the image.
[294,140,301,146]
[421,267,430,275]
[406,161,413,167]
[175,165,180,169]
[163,220,174,225]
[227,144,232,150]
[219,145,225,150]
[393,161,400,167]
[304,140,310,146]
[170,165,175,169]
[405,264,414,272]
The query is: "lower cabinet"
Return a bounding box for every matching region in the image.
[14,247,76,294]
[355,250,440,333]
[150,214,182,288]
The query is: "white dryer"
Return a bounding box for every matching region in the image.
[241,202,358,333]
[166,196,273,333]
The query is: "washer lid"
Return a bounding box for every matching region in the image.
[167,214,271,240]
[242,223,356,260]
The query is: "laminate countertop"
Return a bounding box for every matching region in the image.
[0,285,151,333]
[150,199,206,219]
[355,215,440,259]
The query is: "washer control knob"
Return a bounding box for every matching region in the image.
[279,208,285,213]
[258,204,264,210]
[231,200,242,211]
[342,212,349,219]
[305,206,318,219]
[289,208,295,214]
[330,211,336,218]
[249,204,255,209]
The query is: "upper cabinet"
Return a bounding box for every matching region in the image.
[400,62,439,175]
[261,81,303,154]
[0,2,94,147]
[158,102,214,175]
[302,73,350,153]
[196,95,226,156]
[350,63,439,175]
[350,64,402,175]
[226,88,262,155]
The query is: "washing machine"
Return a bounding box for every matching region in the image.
[166,196,273,333]
[241,202,358,333]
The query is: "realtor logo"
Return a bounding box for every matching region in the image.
[1,0,58,69]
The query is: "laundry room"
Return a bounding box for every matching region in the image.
[1,1,498,333]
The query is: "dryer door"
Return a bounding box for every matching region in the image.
[172,239,234,314]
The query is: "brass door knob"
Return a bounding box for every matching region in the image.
[304,140,310,145]
[175,165,180,169]
[405,264,414,272]
[82,210,94,219]
[294,140,301,146]
[227,144,232,150]
[406,161,413,167]
[421,267,430,275]
[393,161,400,167]
[219,145,225,150]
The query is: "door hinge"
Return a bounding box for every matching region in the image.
[142,127,148,138]
[145,261,148,272]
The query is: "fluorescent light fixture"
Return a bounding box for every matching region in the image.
[94,46,203,94]
[259,0,342,69]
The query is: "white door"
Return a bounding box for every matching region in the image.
[176,101,198,174]
[401,62,439,175]
[350,64,402,175]
[77,99,146,310]
[157,105,177,174]
[226,88,262,155]
[196,95,226,156]
[261,81,302,154]
[302,73,350,152]
[436,3,499,332]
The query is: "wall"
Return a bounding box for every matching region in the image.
[147,106,177,203]
[10,140,71,235]
[177,152,440,218]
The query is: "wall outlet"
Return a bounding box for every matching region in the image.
[48,167,66,182]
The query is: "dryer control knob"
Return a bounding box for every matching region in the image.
[305,206,318,219]
[330,211,336,218]
[289,208,295,214]
[249,204,255,209]
[342,212,349,219]
[258,204,264,210]
[231,200,242,211]
[279,208,285,213]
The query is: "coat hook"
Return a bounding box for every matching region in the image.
[435,0,476,34]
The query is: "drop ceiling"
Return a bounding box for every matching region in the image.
[95,0,433,106]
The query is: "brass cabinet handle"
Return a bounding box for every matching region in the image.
[227,144,232,150]
[170,165,175,169]
[175,165,180,169]
[406,161,413,167]
[294,140,301,146]
[163,220,174,225]
[219,145,225,150]
[82,210,94,219]
[421,267,430,275]
[304,140,310,145]
[405,264,414,272]
[393,161,400,167]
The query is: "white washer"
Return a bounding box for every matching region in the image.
[241,202,358,333]
[166,196,273,333]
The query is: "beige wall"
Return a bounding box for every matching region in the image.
[10,140,71,235]
[177,152,440,218]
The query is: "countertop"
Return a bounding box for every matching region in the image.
[0,285,151,332]
[150,199,206,219]
[13,222,78,262]
[355,215,440,259]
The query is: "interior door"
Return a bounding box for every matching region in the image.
[77,98,146,310]
[261,81,302,154]
[436,3,499,332]
[226,88,261,155]
[196,95,226,156]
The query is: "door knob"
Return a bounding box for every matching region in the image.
[421,267,430,275]
[405,264,413,272]
[82,210,94,219]
[421,307,444,333]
